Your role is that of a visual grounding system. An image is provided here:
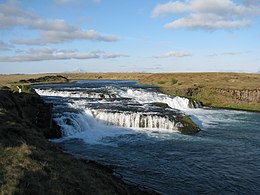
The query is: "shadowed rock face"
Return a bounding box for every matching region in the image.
[214,88,260,103]
[0,90,61,139]
[0,89,152,194]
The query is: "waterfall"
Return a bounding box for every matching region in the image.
[35,81,200,138]
[53,109,178,137]
[118,88,197,110]
[54,111,98,136]
[35,89,118,99]
[93,111,178,130]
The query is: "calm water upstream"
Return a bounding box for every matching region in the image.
[34,80,260,194]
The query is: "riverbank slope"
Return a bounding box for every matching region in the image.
[0,89,150,194]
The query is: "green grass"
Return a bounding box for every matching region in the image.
[157,81,166,85]
[171,78,178,85]
[178,116,200,135]
[139,73,260,112]
[9,84,33,93]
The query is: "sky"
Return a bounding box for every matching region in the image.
[0,0,260,74]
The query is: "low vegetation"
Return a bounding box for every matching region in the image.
[139,73,260,112]
[0,89,148,194]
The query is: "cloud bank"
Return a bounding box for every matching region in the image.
[0,1,118,45]
[0,40,12,51]
[152,0,260,30]
[0,47,128,62]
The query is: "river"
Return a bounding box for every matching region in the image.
[34,80,260,194]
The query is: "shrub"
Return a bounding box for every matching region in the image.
[171,78,178,85]
[158,81,165,84]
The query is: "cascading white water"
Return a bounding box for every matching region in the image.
[118,88,191,110]
[54,112,94,136]
[35,83,196,137]
[93,110,178,130]
[35,89,118,99]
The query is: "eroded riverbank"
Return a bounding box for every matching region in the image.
[0,89,153,194]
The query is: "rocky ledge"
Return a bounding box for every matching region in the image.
[0,89,154,194]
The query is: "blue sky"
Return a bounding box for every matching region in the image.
[0,0,259,74]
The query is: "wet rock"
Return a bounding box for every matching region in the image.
[177,116,200,135]
[151,102,171,109]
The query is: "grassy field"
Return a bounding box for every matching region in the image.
[139,72,260,111]
[1,72,259,111]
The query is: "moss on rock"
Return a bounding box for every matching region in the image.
[177,116,200,135]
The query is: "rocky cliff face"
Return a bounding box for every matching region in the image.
[214,88,260,103]
[0,89,61,139]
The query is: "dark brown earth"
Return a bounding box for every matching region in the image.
[0,89,155,194]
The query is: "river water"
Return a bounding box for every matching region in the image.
[34,80,260,194]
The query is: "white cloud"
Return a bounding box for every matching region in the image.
[152,1,190,17]
[0,1,118,45]
[103,54,129,59]
[164,13,251,30]
[12,30,118,45]
[208,51,250,57]
[222,52,242,55]
[0,47,128,62]
[0,40,12,51]
[0,47,99,62]
[154,51,192,58]
[0,2,73,31]
[152,0,260,30]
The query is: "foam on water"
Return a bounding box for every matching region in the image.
[118,88,191,110]
[53,109,135,145]
[35,83,193,143]
[93,110,178,130]
[35,88,118,99]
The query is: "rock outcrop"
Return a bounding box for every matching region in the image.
[0,89,151,194]
[214,88,260,103]
[0,89,61,139]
